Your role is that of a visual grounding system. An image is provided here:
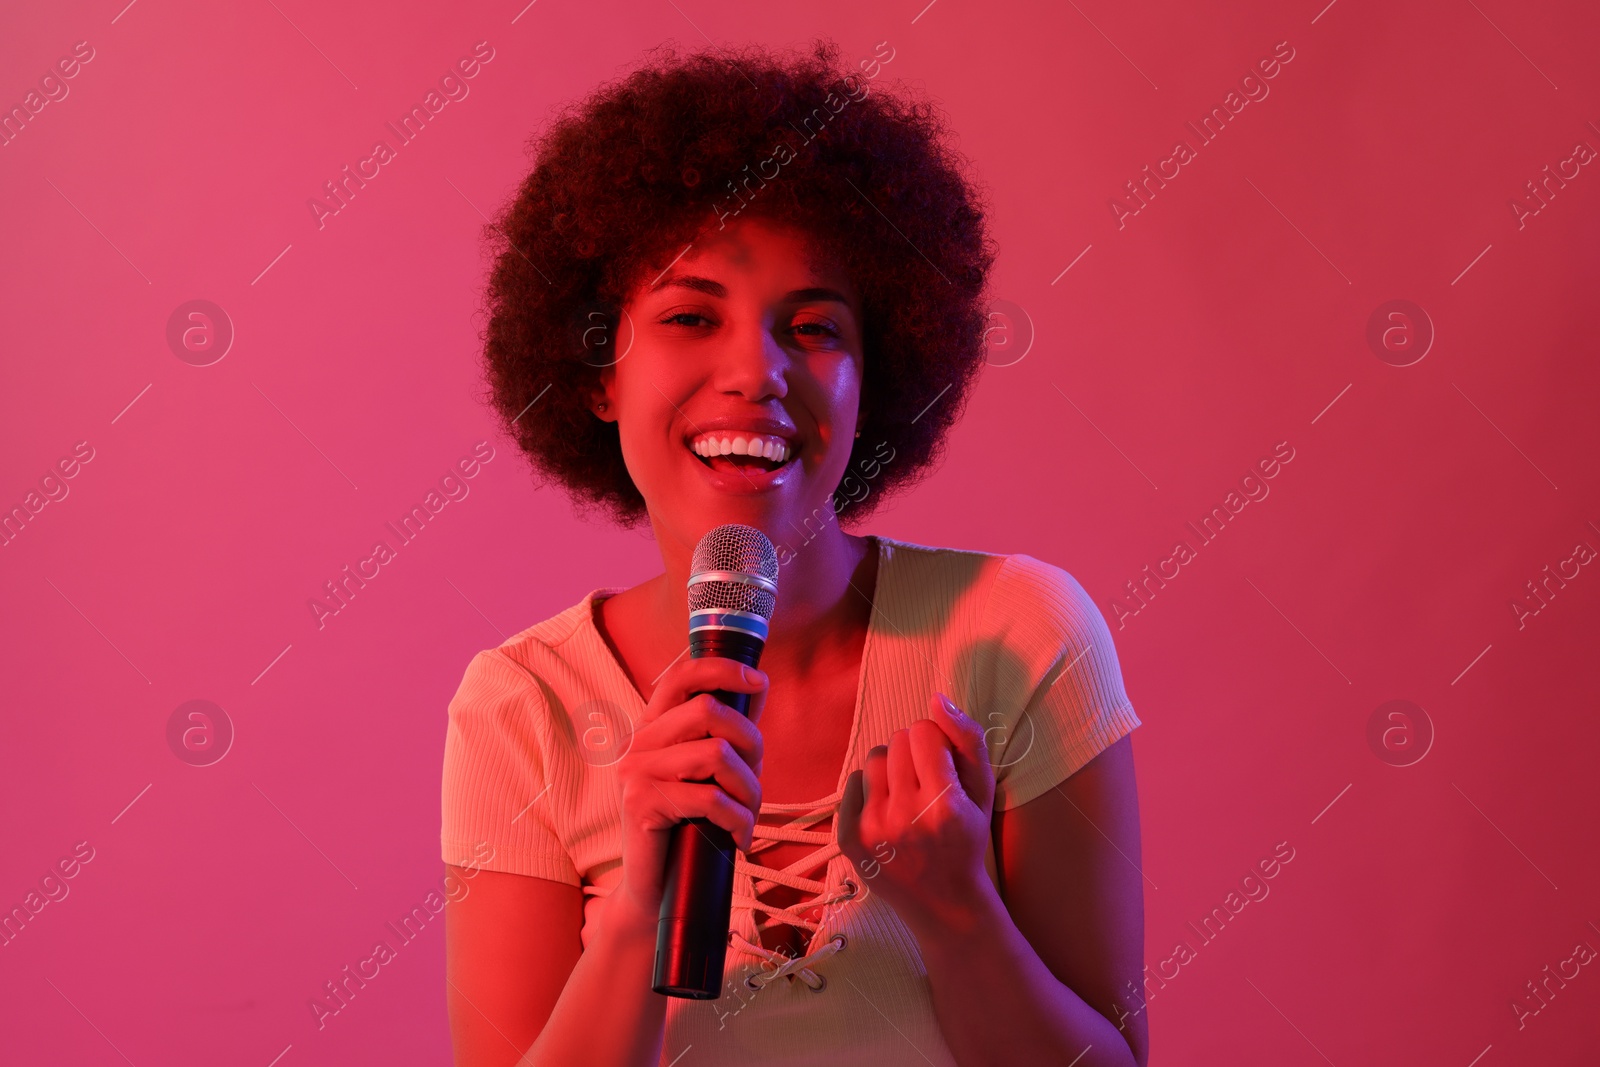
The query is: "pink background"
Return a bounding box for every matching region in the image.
[3,0,1598,1063]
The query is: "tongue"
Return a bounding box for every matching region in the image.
[709,454,773,474]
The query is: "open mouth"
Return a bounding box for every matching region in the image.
[688,431,796,477]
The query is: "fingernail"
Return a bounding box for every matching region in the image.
[938,692,965,717]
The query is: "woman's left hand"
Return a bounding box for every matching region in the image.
[837,692,997,930]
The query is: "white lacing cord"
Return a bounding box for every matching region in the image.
[729,878,856,992]
[731,930,846,992]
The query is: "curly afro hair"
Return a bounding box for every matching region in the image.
[477,38,996,525]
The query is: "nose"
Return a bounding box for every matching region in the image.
[712,314,788,402]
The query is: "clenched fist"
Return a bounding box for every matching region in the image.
[837,692,997,931]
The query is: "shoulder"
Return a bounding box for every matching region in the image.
[877,536,1098,639]
[446,590,609,717]
[945,551,1137,810]
[978,553,1123,700]
[494,591,607,673]
[874,534,1007,606]
[983,552,1102,640]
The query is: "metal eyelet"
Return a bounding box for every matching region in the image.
[807,972,828,993]
[832,933,847,951]
[841,878,858,899]
[744,974,764,992]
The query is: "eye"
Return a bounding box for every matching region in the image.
[791,317,841,339]
[659,310,715,328]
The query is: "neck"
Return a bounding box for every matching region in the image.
[645,515,875,648]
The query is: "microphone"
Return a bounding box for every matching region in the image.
[652,523,779,999]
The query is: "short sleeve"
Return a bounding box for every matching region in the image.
[441,649,581,885]
[980,554,1142,811]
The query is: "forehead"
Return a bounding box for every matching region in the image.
[643,219,854,300]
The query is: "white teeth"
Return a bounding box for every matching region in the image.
[688,433,793,465]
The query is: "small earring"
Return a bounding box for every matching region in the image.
[596,402,608,413]
[854,430,861,438]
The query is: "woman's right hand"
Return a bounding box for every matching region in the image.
[610,656,767,926]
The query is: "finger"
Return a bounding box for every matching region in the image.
[906,719,960,798]
[837,769,864,858]
[887,729,919,803]
[744,669,769,727]
[646,658,768,721]
[645,779,756,852]
[929,692,996,808]
[643,693,763,771]
[638,736,762,812]
[863,744,889,809]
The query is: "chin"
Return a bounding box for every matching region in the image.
[666,479,841,549]
[645,435,852,546]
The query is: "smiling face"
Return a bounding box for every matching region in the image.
[595,218,865,557]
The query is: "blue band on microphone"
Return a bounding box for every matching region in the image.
[688,609,769,642]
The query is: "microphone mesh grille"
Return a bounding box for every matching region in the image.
[688,524,779,620]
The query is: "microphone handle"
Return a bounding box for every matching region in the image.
[708,687,751,717]
[652,628,765,999]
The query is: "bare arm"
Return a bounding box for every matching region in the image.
[445,869,667,1066]
[444,655,770,1066]
[840,697,1146,1067]
[917,733,1148,1066]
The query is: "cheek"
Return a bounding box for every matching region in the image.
[813,352,864,432]
[611,357,689,467]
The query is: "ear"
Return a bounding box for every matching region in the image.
[588,369,618,423]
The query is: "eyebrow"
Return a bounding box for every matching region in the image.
[648,273,853,307]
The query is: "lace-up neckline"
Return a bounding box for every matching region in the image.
[727,787,858,990]
[583,537,888,992]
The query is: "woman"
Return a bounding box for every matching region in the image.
[442,41,1147,1067]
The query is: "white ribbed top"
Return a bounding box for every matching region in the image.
[441,537,1141,1065]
